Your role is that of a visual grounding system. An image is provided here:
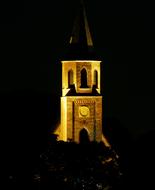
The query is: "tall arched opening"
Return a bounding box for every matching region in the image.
[80,68,88,88]
[79,128,90,143]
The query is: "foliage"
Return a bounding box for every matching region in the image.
[33,141,122,190]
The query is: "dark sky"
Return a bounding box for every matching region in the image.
[0,0,155,147]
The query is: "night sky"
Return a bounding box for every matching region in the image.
[1,0,155,170]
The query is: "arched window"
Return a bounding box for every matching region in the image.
[68,70,73,87]
[94,70,98,88]
[80,68,88,88]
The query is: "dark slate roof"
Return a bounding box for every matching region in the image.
[62,0,99,60]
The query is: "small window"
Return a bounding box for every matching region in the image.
[94,70,98,88]
[68,70,73,87]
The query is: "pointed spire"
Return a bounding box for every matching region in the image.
[63,0,98,60]
[69,0,93,47]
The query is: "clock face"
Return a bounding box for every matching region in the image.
[79,106,90,117]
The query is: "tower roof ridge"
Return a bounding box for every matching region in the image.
[69,0,93,47]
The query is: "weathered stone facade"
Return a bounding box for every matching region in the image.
[61,96,102,143]
[61,61,101,96]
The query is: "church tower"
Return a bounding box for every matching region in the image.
[59,1,104,143]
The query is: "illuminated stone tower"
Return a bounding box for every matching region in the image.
[59,1,107,144]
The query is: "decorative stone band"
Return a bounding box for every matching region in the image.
[74,100,95,104]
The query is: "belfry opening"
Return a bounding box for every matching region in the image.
[80,68,88,88]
